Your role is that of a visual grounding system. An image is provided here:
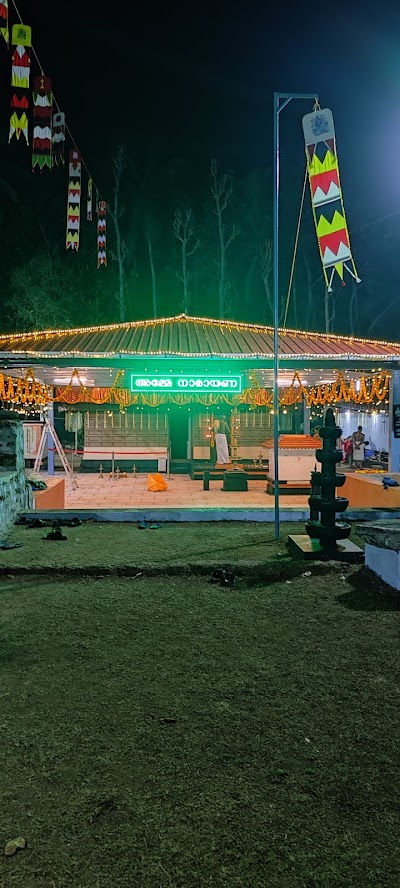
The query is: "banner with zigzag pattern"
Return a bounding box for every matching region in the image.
[302,106,361,292]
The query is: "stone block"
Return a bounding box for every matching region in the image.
[0,418,24,472]
[365,543,400,591]
[287,534,363,563]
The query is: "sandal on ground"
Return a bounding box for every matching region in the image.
[220,572,235,587]
[209,569,226,584]
[43,530,67,541]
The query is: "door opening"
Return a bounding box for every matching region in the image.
[169,410,189,460]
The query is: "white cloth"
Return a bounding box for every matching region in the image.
[353,441,365,462]
[215,432,230,464]
[65,411,83,433]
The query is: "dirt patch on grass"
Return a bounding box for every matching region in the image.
[0,568,399,887]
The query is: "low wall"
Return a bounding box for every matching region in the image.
[0,469,32,534]
[0,418,32,534]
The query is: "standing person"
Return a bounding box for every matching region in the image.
[351,425,366,469]
[214,415,230,465]
[336,433,345,462]
[343,436,353,465]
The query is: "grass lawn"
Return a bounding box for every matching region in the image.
[2,521,365,572]
[1,565,400,887]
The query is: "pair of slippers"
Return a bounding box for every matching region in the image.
[43,529,67,541]
[138,522,161,530]
[16,517,82,529]
[209,569,235,588]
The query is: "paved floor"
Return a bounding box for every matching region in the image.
[54,472,309,510]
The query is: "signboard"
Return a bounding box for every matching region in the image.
[393,404,400,439]
[130,374,242,393]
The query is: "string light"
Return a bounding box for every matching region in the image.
[2,315,400,365]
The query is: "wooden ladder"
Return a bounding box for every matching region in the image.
[33,414,78,490]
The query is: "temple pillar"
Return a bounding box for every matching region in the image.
[389,370,400,473]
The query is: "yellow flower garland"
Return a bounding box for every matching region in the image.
[50,369,391,410]
[0,370,51,408]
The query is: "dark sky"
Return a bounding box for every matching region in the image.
[9,0,398,218]
[5,0,400,305]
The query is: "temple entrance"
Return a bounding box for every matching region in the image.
[169,409,190,461]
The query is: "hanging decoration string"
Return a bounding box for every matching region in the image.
[9,0,103,199]
[283,166,307,330]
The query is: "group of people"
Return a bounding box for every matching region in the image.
[213,414,369,469]
[313,423,369,468]
[341,426,368,468]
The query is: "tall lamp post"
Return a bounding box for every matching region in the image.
[273,91,318,540]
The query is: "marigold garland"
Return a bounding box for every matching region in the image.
[0,369,51,408]
[51,369,390,410]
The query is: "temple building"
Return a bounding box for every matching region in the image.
[0,314,398,482]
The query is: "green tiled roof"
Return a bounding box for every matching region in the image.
[0,313,399,360]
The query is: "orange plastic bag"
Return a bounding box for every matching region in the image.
[147,473,168,492]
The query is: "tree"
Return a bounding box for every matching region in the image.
[173,208,200,314]
[111,145,128,322]
[8,252,77,331]
[210,159,239,317]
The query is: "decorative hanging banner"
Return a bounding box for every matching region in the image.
[302,105,361,292]
[51,111,65,166]
[66,149,81,251]
[0,0,9,45]
[87,178,93,221]
[97,199,107,266]
[9,24,32,144]
[32,75,53,171]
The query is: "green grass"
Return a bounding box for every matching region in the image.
[1,521,365,572]
[1,567,399,887]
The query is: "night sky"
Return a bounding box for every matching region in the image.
[2,0,400,333]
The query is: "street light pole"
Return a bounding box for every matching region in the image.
[273,91,318,541]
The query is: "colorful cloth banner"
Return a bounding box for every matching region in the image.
[32,75,53,171]
[97,200,107,266]
[66,149,81,251]
[52,111,65,166]
[302,106,361,292]
[0,1,9,45]
[87,178,93,221]
[9,23,32,144]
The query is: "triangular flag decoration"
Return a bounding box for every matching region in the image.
[302,105,361,292]
[87,178,93,221]
[32,75,53,171]
[97,200,107,266]
[0,1,9,45]
[66,149,81,251]
[9,24,32,144]
[52,111,65,166]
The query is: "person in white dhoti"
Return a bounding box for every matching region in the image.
[214,416,230,465]
[351,425,366,469]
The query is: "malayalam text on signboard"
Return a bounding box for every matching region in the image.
[130,374,242,393]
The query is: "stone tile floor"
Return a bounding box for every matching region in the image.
[50,472,309,510]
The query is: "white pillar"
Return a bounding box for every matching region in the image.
[303,399,310,435]
[389,370,400,473]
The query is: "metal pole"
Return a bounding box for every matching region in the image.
[272,91,318,541]
[272,93,282,541]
